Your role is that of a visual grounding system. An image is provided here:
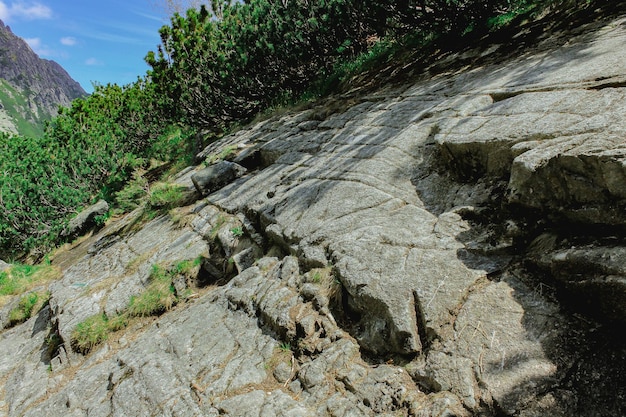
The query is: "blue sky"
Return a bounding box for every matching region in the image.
[0,1,169,93]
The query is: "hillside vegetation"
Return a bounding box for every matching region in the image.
[0,0,594,258]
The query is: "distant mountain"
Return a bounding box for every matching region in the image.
[0,19,86,137]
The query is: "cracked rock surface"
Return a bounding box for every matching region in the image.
[1,9,626,417]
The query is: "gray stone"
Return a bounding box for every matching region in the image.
[530,242,626,323]
[232,246,261,274]
[63,199,109,238]
[413,352,479,409]
[191,161,247,196]
[215,390,311,417]
[412,392,470,417]
[48,214,208,356]
[299,360,326,389]
[0,259,9,272]
[298,243,328,268]
[508,134,626,225]
[441,274,568,415]
[273,361,293,384]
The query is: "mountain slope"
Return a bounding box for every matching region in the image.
[1,7,625,417]
[0,20,86,137]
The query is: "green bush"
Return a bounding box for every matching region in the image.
[114,173,149,213]
[0,77,190,258]
[146,0,540,135]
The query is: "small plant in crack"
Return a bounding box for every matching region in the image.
[230,226,243,237]
[204,145,237,166]
[209,214,227,239]
[279,342,292,353]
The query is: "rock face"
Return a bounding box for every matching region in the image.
[1,10,626,417]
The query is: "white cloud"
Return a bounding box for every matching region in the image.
[60,36,76,46]
[25,36,63,58]
[85,57,103,66]
[24,36,40,48]
[0,1,52,22]
[0,3,9,21]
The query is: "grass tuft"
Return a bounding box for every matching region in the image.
[71,313,110,354]
[0,263,61,296]
[7,290,50,327]
[127,264,177,317]
[148,182,189,210]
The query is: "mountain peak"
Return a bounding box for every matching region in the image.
[0,18,86,136]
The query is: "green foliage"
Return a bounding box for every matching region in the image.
[148,126,198,170]
[0,77,192,258]
[487,1,537,29]
[94,211,112,227]
[230,226,243,237]
[0,132,89,256]
[146,0,542,136]
[113,172,149,213]
[174,257,203,275]
[146,0,382,134]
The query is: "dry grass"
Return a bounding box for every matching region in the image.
[307,266,341,303]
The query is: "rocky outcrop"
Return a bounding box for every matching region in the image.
[191,161,247,196]
[63,200,109,239]
[1,9,626,417]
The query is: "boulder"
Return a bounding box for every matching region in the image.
[0,259,9,272]
[191,161,247,196]
[508,134,626,225]
[63,199,109,239]
[529,238,626,324]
